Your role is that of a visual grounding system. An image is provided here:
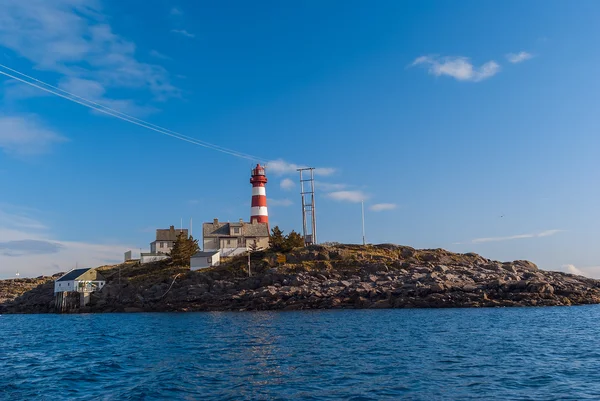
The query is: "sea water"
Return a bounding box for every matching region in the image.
[2,306,600,400]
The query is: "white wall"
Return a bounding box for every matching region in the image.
[151,241,172,254]
[190,254,220,271]
[141,254,169,264]
[54,280,75,293]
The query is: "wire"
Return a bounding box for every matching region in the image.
[0,63,263,161]
[0,64,268,163]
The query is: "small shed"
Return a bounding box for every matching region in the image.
[190,251,220,271]
[54,268,106,293]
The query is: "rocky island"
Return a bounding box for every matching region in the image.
[2,244,600,314]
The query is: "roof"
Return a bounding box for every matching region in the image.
[203,221,269,238]
[56,268,107,282]
[156,226,188,241]
[191,251,220,258]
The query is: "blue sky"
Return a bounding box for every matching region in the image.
[1,0,599,278]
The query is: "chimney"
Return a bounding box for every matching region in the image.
[239,218,244,224]
[213,218,219,225]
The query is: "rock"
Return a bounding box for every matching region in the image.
[260,275,274,287]
[502,263,518,274]
[514,260,538,271]
[3,243,600,314]
[434,265,448,273]
[401,247,416,258]
[354,296,371,308]
[370,300,390,309]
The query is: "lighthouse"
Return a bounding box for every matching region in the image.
[250,164,268,225]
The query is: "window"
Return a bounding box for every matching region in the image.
[207,257,212,263]
[233,227,240,234]
[160,242,165,248]
[226,240,231,245]
[59,283,61,287]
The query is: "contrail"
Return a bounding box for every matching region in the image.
[0,64,268,163]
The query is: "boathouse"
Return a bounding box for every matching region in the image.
[54,268,107,293]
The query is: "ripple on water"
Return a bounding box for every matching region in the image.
[3,307,600,400]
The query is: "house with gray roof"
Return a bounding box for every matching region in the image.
[54,268,106,294]
[203,218,269,257]
[150,225,189,255]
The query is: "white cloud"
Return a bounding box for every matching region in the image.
[0,205,134,278]
[537,229,562,237]
[560,264,586,276]
[326,191,369,203]
[58,77,157,117]
[0,115,67,156]
[412,55,500,82]
[369,203,397,212]
[0,205,47,230]
[269,199,293,207]
[315,182,347,191]
[149,50,171,60]
[266,159,336,176]
[280,178,295,191]
[557,264,600,279]
[314,167,337,176]
[470,229,563,244]
[170,7,183,16]
[0,0,178,101]
[267,160,304,175]
[506,51,533,64]
[171,29,195,38]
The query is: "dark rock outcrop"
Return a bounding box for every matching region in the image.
[2,245,600,313]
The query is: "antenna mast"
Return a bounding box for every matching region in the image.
[298,167,317,246]
[362,200,366,246]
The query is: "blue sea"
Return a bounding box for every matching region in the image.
[2,307,600,400]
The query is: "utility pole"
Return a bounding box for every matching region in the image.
[247,250,251,277]
[362,200,366,246]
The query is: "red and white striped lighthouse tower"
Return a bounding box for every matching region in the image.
[250,164,268,225]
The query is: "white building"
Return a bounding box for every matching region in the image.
[203,219,269,257]
[150,225,188,255]
[54,268,106,293]
[190,251,220,271]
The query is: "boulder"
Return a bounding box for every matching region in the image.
[434,265,449,273]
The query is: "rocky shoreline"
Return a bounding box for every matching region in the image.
[2,244,600,313]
